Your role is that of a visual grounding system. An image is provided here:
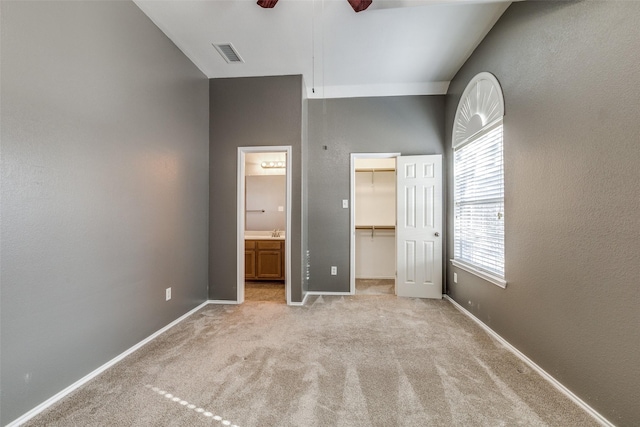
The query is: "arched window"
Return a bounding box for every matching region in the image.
[452,72,506,288]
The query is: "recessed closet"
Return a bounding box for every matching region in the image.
[354,157,396,295]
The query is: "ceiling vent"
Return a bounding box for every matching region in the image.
[213,43,244,64]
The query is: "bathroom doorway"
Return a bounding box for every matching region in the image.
[237,146,292,305]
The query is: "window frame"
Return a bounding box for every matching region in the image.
[451,72,507,289]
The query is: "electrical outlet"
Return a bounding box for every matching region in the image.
[166,287,171,301]
[453,272,458,283]
[331,266,337,275]
[342,199,348,209]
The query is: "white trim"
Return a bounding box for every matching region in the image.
[208,300,241,305]
[6,301,209,427]
[307,81,450,99]
[237,150,245,305]
[305,291,351,296]
[451,259,507,289]
[288,292,310,307]
[237,146,293,306]
[444,296,614,427]
[349,153,401,296]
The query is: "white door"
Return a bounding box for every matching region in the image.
[396,155,443,299]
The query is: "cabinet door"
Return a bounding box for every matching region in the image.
[257,249,283,279]
[245,250,256,279]
[245,241,256,279]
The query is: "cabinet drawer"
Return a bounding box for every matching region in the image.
[257,240,282,250]
[245,240,256,249]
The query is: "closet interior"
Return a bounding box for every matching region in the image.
[354,157,396,293]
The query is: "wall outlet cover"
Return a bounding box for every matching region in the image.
[331,266,337,275]
[454,272,458,283]
[166,287,171,301]
[342,199,348,209]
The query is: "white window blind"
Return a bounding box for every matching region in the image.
[454,121,504,279]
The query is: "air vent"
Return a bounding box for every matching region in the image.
[213,43,244,64]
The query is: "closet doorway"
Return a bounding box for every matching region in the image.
[349,153,400,295]
[349,153,444,299]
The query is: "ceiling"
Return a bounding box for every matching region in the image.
[134,0,511,99]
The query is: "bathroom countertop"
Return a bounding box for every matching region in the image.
[244,232,285,240]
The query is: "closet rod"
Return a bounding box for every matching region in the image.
[355,225,396,238]
[247,209,265,213]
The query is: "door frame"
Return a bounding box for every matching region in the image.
[349,152,401,295]
[237,146,292,305]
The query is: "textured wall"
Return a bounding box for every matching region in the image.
[445,2,640,425]
[209,76,303,302]
[308,96,445,292]
[0,1,209,424]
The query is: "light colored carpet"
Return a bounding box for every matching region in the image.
[356,279,394,295]
[23,294,598,427]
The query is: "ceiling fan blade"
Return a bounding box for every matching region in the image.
[348,0,373,12]
[257,0,279,8]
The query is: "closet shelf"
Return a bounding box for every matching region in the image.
[356,225,395,237]
[355,168,395,173]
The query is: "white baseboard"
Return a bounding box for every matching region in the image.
[288,292,309,306]
[208,299,240,305]
[444,295,614,427]
[6,301,209,427]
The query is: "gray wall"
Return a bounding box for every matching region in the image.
[209,76,304,303]
[445,2,640,425]
[308,96,445,292]
[0,1,209,425]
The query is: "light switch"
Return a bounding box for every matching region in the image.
[342,199,349,209]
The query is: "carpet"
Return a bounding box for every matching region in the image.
[23,294,598,426]
[355,279,394,295]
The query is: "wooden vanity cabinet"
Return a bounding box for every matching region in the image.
[245,240,284,281]
[245,240,257,279]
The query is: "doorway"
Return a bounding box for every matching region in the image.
[237,146,292,305]
[350,153,400,295]
[350,153,443,299]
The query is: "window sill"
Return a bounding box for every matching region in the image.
[450,259,507,289]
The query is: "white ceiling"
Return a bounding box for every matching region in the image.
[134,0,511,99]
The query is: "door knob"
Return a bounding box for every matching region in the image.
[435,232,440,237]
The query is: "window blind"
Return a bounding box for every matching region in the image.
[454,122,504,278]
